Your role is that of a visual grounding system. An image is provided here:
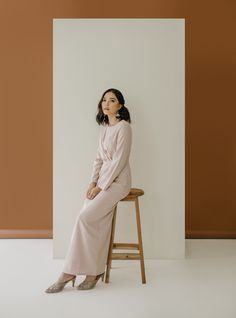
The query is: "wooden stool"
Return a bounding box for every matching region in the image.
[104,188,146,284]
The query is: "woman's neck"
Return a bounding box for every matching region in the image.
[108,116,120,126]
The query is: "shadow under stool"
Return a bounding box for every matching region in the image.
[104,188,146,284]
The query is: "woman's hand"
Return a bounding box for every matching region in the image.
[86,182,102,199]
[86,182,96,199]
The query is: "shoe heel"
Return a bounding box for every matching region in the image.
[72,277,76,287]
[97,272,105,282]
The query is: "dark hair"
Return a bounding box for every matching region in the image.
[96,88,131,125]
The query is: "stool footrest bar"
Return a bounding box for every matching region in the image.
[111,252,141,260]
[113,243,139,250]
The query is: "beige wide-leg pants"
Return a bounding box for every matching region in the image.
[62,182,130,276]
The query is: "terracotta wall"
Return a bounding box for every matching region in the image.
[0,0,235,238]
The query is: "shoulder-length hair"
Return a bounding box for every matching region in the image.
[96,88,131,126]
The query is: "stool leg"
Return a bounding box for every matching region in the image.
[135,197,146,284]
[105,205,117,283]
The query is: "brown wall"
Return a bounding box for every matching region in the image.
[0,1,235,238]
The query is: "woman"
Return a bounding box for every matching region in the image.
[45,88,132,292]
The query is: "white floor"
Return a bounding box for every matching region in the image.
[0,239,236,318]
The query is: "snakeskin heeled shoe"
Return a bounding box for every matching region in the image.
[76,272,105,290]
[45,275,76,293]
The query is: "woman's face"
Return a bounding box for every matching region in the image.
[101,92,121,116]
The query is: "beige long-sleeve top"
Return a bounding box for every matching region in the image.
[90,119,132,191]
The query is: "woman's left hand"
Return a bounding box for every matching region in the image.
[87,186,102,199]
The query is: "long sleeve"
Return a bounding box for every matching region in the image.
[97,123,132,191]
[89,137,103,184]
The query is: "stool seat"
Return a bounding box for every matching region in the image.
[104,187,146,284]
[120,188,144,201]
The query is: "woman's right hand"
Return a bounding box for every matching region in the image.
[86,182,97,199]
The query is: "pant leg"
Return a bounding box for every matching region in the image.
[62,183,130,276]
